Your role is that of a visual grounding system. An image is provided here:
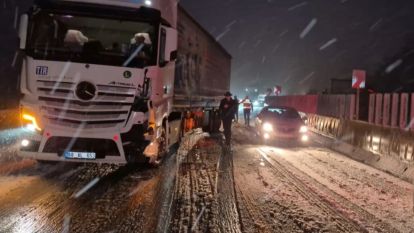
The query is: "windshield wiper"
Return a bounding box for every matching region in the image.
[123,44,144,67]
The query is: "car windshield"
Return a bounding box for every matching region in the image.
[26,11,157,68]
[265,107,301,119]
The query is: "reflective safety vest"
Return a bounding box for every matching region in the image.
[243,99,252,110]
[184,117,195,132]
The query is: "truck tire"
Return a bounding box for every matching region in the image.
[202,110,221,133]
[124,145,150,164]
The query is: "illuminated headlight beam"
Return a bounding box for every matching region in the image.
[262,123,273,132]
[299,126,308,133]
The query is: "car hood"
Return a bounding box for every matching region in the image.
[265,117,304,128]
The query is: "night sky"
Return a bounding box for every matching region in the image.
[181,0,414,95]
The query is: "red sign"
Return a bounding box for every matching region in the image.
[352,70,366,89]
[274,85,282,95]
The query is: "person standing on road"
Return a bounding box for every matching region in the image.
[219,91,236,146]
[233,96,240,123]
[241,96,253,126]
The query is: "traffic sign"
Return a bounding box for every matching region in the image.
[352,70,366,89]
[274,85,282,95]
[352,69,366,120]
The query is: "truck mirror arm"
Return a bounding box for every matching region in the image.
[141,77,151,97]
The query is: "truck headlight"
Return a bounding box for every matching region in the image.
[299,126,308,133]
[21,139,30,147]
[21,107,42,132]
[263,123,273,132]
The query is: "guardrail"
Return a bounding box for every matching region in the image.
[308,114,414,163]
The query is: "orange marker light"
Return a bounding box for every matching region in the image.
[22,113,41,131]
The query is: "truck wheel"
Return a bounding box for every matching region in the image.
[124,144,149,165]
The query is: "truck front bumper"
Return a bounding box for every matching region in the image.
[18,150,128,164]
[17,127,129,164]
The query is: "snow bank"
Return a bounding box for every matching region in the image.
[309,114,414,183]
[176,128,209,163]
[312,131,414,183]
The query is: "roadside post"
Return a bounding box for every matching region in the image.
[352,70,366,120]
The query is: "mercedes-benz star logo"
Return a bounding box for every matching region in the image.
[75,81,96,101]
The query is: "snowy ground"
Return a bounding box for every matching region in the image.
[0,124,413,232]
[0,135,177,233]
[232,125,414,233]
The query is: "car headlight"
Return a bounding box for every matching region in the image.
[21,107,42,132]
[263,123,273,132]
[299,125,308,133]
[301,135,309,142]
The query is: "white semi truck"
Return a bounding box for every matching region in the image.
[17,0,231,164]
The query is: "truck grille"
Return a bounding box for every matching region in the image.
[37,80,136,129]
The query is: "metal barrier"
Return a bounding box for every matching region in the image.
[308,114,342,138]
[309,114,414,163]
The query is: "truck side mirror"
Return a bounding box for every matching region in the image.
[170,50,177,61]
[18,14,28,50]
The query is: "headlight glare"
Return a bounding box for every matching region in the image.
[263,123,273,132]
[299,126,308,133]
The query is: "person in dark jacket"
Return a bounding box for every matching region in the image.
[219,91,236,146]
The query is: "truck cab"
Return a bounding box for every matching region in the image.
[17,0,179,164]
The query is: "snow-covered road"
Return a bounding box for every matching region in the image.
[0,125,413,232]
[232,125,414,233]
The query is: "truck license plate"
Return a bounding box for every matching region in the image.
[64,151,96,160]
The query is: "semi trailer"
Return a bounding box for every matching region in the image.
[17,0,231,164]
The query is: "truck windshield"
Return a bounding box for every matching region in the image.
[27,11,157,68]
